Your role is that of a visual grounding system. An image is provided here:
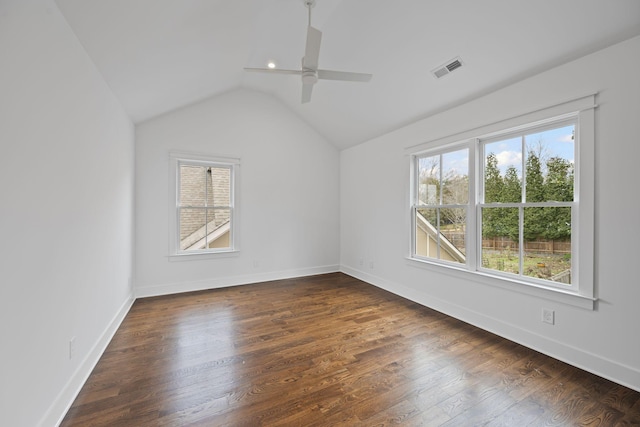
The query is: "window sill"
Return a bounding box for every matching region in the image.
[406,257,595,310]
[168,250,240,262]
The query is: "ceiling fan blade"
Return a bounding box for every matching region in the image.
[244,67,302,75]
[301,82,313,104]
[302,26,322,70]
[317,69,372,82]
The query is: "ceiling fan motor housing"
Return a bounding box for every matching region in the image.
[302,70,318,84]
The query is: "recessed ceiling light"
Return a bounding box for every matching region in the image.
[267,61,276,69]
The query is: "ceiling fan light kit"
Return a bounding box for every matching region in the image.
[244,0,372,103]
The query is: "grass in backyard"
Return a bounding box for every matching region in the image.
[482,250,571,282]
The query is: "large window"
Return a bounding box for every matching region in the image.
[170,153,238,255]
[410,96,595,304]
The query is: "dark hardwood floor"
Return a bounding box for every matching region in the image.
[62,273,640,426]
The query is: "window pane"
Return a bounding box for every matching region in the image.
[525,125,575,202]
[179,208,206,250]
[484,137,522,203]
[544,206,572,241]
[209,167,231,207]
[415,208,437,258]
[206,208,231,249]
[442,149,469,204]
[440,207,466,262]
[418,155,439,205]
[180,165,206,206]
[481,207,520,274]
[415,208,466,264]
[523,207,572,284]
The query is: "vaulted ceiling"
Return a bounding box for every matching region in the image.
[56,0,640,149]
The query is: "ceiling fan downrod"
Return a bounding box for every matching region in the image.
[305,0,315,26]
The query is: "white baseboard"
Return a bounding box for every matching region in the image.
[136,264,340,298]
[340,265,640,393]
[40,295,135,427]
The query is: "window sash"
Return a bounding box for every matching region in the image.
[177,161,233,208]
[476,203,574,289]
[413,205,469,265]
[480,117,576,146]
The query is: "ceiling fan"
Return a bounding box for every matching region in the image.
[244,0,372,103]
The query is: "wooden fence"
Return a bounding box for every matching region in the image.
[441,232,571,255]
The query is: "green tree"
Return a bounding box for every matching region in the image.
[543,157,573,240]
[484,153,503,203]
[545,157,573,202]
[502,166,522,203]
[482,153,503,238]
[482,154,521,240]
[500,166,521,240]
[524,151,546,240]
[525,151,545,202]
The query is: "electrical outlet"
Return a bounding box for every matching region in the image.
[69,337,76,360]
[369,261,374,269]
[542,309,555,325]
[358,258,364,267]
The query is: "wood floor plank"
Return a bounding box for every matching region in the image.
[61,272,640,426]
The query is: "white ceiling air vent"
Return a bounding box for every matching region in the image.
[432,57,463,79]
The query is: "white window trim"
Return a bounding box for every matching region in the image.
[406,94,596,309]
[168,151,240,260]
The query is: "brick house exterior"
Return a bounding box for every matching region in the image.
[179,164,231,250]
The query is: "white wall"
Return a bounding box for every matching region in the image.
[135,89,340,296]
[0,1,135,426]
[341,36,640,391]
[1,3,635,425]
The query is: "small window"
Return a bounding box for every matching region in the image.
[170,153,238,256]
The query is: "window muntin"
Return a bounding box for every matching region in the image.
[173,157,236,254]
